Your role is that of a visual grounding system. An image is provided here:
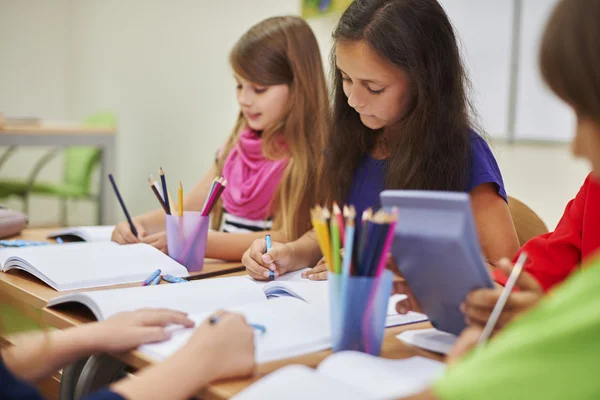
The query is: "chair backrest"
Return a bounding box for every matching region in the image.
[508,196,549,247]
[63,112,116,194]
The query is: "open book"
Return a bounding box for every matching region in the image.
[0,242,189,291]
[233,351,446,399]
[49,277,332,363]
[47,276,325,319]
[47,226,115,242]
[48,273,427,326]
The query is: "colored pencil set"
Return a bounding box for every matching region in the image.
[147,169,228,217]
[311,203,398,277]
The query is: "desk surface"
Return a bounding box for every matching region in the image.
[0,123,115,135]
[1,229,441,399]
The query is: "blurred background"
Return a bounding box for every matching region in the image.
[0,0,589,230]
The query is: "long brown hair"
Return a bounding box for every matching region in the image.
[215,16,330,240]
[540,0,600,123]
[324,0,476,204]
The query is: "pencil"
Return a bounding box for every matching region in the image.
[333,202,345,246]
[108,174,138,237]
[477,252,529,347]
[148,177,169,213]
[159,167,171,214]
[178,181,184,217]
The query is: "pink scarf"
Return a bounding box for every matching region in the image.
[221,128,289,221]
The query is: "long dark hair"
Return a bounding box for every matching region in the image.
[324,0,476,204]
[540,0,600,124]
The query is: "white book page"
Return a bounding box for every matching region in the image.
[396,328,457,355]
[318,351,446,399]
[47,276,266,320]
[263,280,329,306]
[1,242,188,291]
[232,365,371,400]
[47,226,115,242]
[140,297,331,364]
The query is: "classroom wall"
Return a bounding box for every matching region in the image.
[0,0,590,230]
[0,0,72,225]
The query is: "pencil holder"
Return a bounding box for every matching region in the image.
[329,270,393,355]
[166,212,210,272]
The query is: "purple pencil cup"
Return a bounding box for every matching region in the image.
[166,212,210,272]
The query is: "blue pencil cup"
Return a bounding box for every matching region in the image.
[328,270,393,355]
[166,212,209,272]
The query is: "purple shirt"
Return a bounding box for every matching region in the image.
[347,132,506,218]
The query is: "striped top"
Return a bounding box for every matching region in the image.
[220,209,273,233]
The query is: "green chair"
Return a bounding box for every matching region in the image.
[0,112,116,226]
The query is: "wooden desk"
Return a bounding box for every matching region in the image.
[1,229,441,399]
[0,122,117,224]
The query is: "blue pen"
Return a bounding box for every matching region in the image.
[142,269,161,286]
[149,275,161,285]
[208,316,266,335]
[265,234,274,281]
[162,274,188,284]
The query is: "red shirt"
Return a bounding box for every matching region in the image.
[494,174,600,292]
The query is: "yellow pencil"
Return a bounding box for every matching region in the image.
[168,190,177,217]
[178,181,184,217]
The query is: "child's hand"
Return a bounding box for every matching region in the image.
[88,309,195,353]
[112,220,146,244]
[461,257,543,330]
[301,256,329,280]
[446,326,483,365]
[183,311,255,381]
[142,231,168,254]
[242,238,295,280]
[385,254,422,314]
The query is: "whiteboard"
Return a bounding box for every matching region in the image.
[439,0,513,138]
[514,0,575,141]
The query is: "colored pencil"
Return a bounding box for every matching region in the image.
[108,174,138,237]
[148,177,169,213]
[178,181,184,217]
[159,167,171,214]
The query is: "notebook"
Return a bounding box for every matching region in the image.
[232,351,446,399]
[48,272,426,332]
[141,297,332,364]
[396,328,457,355]
[0,242,189,291]
[47,226,115,242]
[380,190,495,336]
[48,276,326,320]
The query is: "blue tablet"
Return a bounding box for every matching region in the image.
[380,190,495,336]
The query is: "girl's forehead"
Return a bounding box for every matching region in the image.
[336,41,406,84]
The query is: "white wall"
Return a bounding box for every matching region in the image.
[0,0,588,229]
[0,0,73,225]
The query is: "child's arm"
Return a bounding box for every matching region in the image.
[111,312,255,400]
[205,229,287,261]
[1,310,193,383]
[242,230,322,280]
[111,164,218,244]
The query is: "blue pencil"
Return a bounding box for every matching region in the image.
[142,269,161,286]
[162,274,188,283]
[159,167,171,215]
[108,174,138,237]
[266,234,274,281]
[149,275,161,285]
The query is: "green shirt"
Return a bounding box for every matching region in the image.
[434,255,600,400]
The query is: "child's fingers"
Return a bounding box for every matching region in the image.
[465,288,501,309]
[302,261,328,278]
[497,258,542,293]
[307,270,328,280]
